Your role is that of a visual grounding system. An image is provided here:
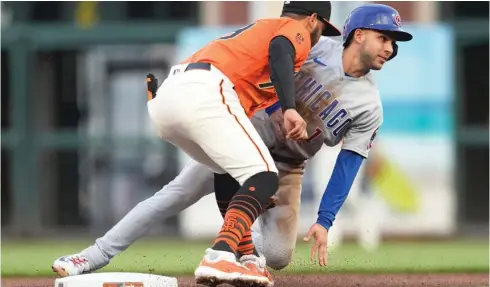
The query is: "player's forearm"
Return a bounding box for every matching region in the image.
[268,36,297,111]
[317,149,364,230]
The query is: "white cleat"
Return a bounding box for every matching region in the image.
[194,248,270,287]
[52,254,92,277]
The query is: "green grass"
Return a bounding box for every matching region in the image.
[1,238,488,277]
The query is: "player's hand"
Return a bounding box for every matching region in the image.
[269,109,287,141]
[283,109,308,140]
[303,223,329,266]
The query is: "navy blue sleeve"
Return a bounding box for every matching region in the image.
[316,149,364,230]
[265,101,281,116]
[269,36,297,111]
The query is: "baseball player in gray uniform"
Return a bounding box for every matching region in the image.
[53,4,412,282]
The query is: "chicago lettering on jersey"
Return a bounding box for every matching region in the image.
[294,71,351,136]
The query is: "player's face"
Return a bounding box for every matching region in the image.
[306,14,324,47]
[359,30,394,70]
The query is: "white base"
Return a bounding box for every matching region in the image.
[54,272,178,287]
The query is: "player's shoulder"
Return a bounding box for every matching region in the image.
[255,17,299,30]
[311,36,342,55]
[357,75,383,116]
[367,83,383,121]
[309,36,342,58]
[249,17,307,42]
[363,73,379,91]
[316,36,343,50]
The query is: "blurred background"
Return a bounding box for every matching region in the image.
[1,1,489,276]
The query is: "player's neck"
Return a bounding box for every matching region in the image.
[342,47,369,78]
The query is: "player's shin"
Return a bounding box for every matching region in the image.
[214,173,240,218]
[212,171,279,254]
[214,173,260,257]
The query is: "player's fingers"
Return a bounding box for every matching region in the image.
[324,245,329,266]
[298,120,308,139]
[300,129,308,140]
[287,124,303,139]
[286,129,300,140]
[319,243,327,266]
[303,228,314,242]
[289,122,302,134]
[310,241,319,262]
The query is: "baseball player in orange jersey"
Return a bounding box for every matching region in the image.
[146,2,340,286]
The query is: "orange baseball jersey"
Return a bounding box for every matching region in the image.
[182,18,312,117]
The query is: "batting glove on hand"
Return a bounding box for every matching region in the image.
[147,73,158,100]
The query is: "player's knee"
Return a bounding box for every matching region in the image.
[238,160,278,185]
[240,171,279,207]
[263,247,293,270]
[251,221,293,270]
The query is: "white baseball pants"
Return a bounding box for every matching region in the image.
[147,63,278,184]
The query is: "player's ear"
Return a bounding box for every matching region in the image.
[309,13,318,26]
[353,29,364,44]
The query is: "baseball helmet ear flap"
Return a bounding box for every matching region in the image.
[388,42,398,61]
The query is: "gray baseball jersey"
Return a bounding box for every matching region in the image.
[252,36,383,164]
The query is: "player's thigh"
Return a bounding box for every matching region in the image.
[259,166,304,267]
[166,133,225,175]
[188,85,277,184]
[262,166,303,238]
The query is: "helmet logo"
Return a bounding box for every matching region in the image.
[394,14,402,27]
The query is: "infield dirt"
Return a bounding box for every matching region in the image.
[3,273,489,287]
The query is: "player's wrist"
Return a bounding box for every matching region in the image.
[282,107,297,114]
[316,213,332,230]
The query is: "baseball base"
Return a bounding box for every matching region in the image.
[54,272,178,287]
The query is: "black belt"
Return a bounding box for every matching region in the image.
[270,153,306,166]
[185,62,211,72]
[184,62,235,90]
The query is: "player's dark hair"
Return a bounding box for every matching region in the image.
[343,38,352,48]
[343,28,361,48]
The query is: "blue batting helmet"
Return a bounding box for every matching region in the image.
[342,4,413,60]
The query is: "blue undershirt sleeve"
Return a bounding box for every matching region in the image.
[316,149,364,230]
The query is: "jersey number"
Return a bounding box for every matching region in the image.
[306,128,323,143]
[219,23,255,40]
[258,78,274,89]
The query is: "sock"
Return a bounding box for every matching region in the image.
[214,173,239,218]
[237,230,259,257]
[212,171,279,254]
[214,173,259,256]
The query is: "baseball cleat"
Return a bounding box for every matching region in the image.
[194,248,270,287]
[240,254,274,286]
[52,254,92,277]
